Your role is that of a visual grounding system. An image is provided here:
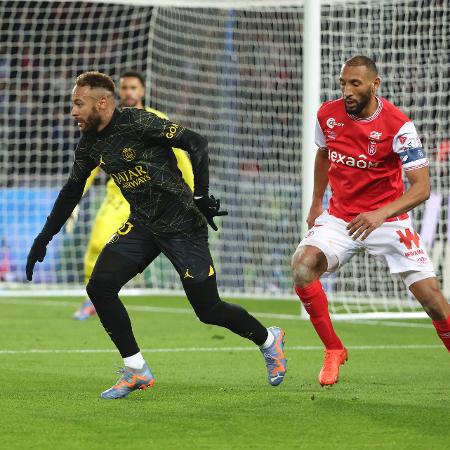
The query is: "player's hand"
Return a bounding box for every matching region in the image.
[194,195,228,231]
[346,210,387,241]
[26,234,49,281]
[306,204,324,229]
[65,204,80,235]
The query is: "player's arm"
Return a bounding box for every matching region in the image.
[65,166,100,234]
[306,117,330,229]
[141,112,227,230]
[307,148,330,229]
[376,167,430,218]
[26,140,97,281]
[145,107,194,191]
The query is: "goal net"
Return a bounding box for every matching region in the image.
[1,0,448,318]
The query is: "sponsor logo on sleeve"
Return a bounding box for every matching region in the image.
[165,123,180,139]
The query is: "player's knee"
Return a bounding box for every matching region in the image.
[197,301,224,325]
[291,247,325,287]
[415,287,448,320]
[86,274,119,305]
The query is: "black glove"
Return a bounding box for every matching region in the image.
[194,195,228,231]
[26,234,50,281]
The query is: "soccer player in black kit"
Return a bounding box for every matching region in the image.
[26,72,287,399]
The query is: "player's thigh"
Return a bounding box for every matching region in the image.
[90,222,161,287]
[365,219,435,276]
[294,211,361,272]
[156,227,214,283]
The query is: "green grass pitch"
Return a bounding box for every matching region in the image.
[0,295,448,449]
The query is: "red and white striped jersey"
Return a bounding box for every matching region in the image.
[315,97,428,222]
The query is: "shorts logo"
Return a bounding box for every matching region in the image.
[417,256,429,264]
[208,265,215,276]
[117,221,134,236]
[121,147,136,162]
[396,228,420,250]
[326,117,344,129]
[399,136,407,145]
[183,269,194,279]
[165,123,180,139]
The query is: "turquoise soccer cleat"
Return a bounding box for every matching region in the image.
[100,364,155,399]
[260,326,287,386]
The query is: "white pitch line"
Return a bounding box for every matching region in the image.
[0,344,442,356]
[0,297,432,328]
[0,297,302,320]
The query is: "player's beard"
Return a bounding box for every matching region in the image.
[344,90,372,115]
[80,108,102,134]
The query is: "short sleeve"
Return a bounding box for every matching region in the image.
[315,118,327,149]
[393,121,428,171]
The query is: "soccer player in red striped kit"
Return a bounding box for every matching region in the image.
[291,56,450,386]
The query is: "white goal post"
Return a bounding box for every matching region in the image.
[0,0,448,319]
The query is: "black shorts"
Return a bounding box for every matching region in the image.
[104,221,215,283]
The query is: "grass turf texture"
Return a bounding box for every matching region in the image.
[0,295,448,450]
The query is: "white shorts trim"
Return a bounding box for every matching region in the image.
[399,271,436,288]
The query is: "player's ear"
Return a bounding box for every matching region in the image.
[97,95,108,110]
[372,77,381,94]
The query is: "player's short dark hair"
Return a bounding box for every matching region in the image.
[75,71,115,94]
[120,70,146,87]
[344,56,378,77]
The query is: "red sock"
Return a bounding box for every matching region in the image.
[295,280,343,350]
[432,316,450,352]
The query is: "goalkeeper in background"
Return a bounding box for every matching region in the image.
[72,71,194,320]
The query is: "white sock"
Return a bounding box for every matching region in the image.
[260,329,275,349]
[123,352,146,370]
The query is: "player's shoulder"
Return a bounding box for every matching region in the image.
[145,106,169,120]
[379,97,411,127]
[117,107,163,129]
[317,98,344,117]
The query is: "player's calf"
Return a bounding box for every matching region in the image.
[408,276,450,351]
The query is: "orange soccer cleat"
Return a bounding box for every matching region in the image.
[318,347,348,386]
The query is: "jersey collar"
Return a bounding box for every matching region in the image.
[96,108,120,138]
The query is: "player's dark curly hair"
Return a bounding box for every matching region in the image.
[120,70,146,87]
[75,71,116,94]
[344,56,378,76]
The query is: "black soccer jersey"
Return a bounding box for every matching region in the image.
[69,108,209,237]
